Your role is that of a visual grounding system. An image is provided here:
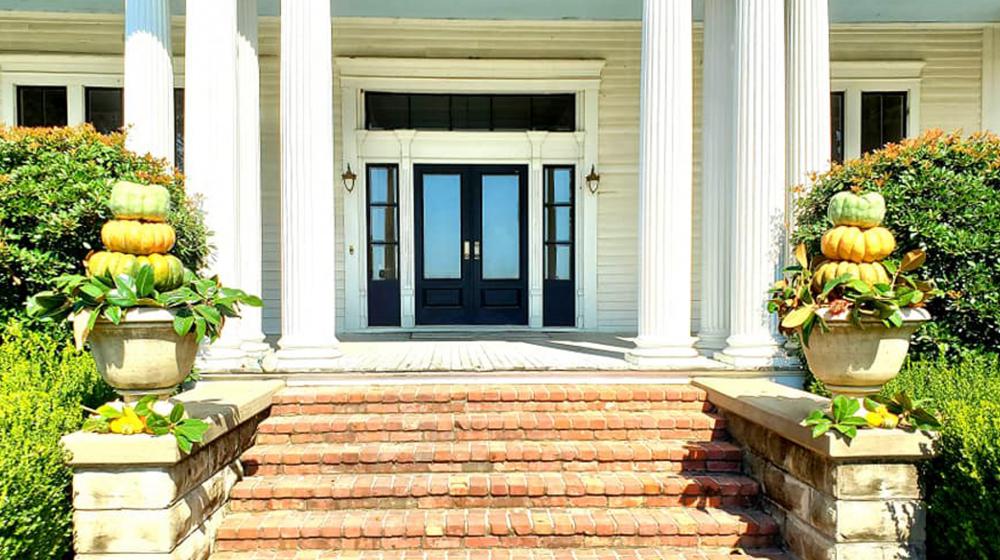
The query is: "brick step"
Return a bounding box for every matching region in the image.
[241,440,742,475]
[210,547,794,560]
[255,411,727,444]
[214,507,779,551]
[228,472,760,512]
[272,385,707,414]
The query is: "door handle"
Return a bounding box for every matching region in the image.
[473,241,481,261]
[463,241,471,261]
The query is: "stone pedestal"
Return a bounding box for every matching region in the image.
[62,381,283,560]
[696,378,934,560]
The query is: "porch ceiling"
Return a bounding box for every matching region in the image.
[1,0,998,23]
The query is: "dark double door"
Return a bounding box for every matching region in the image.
[414,164,528,325]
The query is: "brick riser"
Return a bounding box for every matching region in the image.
[213,385,784,558]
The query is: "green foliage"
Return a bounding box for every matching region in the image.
[83,394,211,453]
[0,125,209,323]
[884,352,1000,559]
[0,321,115,560]
[27,267,262,346]
[801,394,868,440]
[793,130,1000,356]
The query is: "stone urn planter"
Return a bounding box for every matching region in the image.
[87,308,198,400]
[803,307,931,397]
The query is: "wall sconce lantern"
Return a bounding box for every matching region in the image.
[341,164,358,193]
[585,164,601,194]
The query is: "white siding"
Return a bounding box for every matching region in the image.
[0,14,986,336]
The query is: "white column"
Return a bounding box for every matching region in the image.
[527,131,547,329]
[185,0,246,370]
[717,0,793,368]
[697,0,737,353]
[626,0,703,367]
[786,0,832,194]
[274,0,342,370]
[236,0,269,362]
[123,0,174,164]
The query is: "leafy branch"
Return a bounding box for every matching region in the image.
[82,395,211,453]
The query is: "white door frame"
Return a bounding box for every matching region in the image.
[338,57,603,331]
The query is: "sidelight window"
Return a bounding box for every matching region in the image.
[543,166,575,327]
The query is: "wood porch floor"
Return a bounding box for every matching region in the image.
[262,332,731,374]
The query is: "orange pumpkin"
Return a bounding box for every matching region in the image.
[101,220,176,255]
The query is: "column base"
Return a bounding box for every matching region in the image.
[714,333,801,370]
[269,345,345,373]
[196,345,258,373]
[695,329,729,355]
[625,335,722,369]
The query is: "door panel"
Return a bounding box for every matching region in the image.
[415,165,527,325]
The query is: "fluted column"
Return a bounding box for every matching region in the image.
[274,0,342,370]
[123,0,174,165]
[716,0,792,368]
[786,0,832,194]
[697,0,737,353]
[236,0,269,363]
[185,0,246,370]
[625,0,702,367]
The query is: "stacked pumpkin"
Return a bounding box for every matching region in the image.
[86,181,185,291]
[812,191,896,290]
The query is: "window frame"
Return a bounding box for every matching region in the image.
[831,78,920,161]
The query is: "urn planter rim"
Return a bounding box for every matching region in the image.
[814,306,931,324]
[94,307,179,324]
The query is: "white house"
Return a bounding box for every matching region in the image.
[1,0,998,374]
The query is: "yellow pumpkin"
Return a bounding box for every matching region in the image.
[820,226,896,263]
[812,260,891,291]
[101,220,176,255]
[86,251,185,291]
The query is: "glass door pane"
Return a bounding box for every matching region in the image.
[480,174,520,280]
[422,174,463,279]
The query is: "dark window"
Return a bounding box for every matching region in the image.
[861,92,907,154]
[16,86,67,127]
[174,88,185,169]
[85,87,124,134]
[830,91,845,164]
[543,166,575,327]
[367,164,401,326]
[365,93,575,132]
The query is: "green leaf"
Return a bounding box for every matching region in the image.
[194,304,222,325]
[176,435,194,454]
[173,314,195,336]
[102,305,123,325]
[194,316,207,342]
[169,404,184,424]
[134,264,155,298]
[846,279,873,294]
[821,274,854,298]
[833,424,858,440]
[106,289,137,308]
[80,283,107,301]
[781,306,816,329]
[96,404,122,419]
[811,422,831,438]
[886,310,904,328]
[242,294,263,307]
[881,260,899,275]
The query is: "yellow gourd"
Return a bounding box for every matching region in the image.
[812,260,891,291]
[101,220,176,255]
[820,226,896,263]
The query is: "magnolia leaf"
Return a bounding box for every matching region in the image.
[169,404,184,424]
[863,397,881,413]
[794,243,809,270]
[103,305,123,325]
[811,422,831,438]
[781,306,816,329]
[73,310,93,350]
[134,264,155,298]
[173,314,195,336]
[900,250,926,273]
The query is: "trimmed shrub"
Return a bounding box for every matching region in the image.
[793,130,1000,356]
[884,352,1000,560]
[0,125,209,322]
[0,321,115,560]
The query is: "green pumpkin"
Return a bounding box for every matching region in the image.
[827,191,886,228]
[108,180,171,222]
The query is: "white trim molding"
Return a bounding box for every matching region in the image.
[338,57,604,332]
[984,25,1000,133]
[831,61,924,161]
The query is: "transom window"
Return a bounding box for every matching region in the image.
[364,92,576,132]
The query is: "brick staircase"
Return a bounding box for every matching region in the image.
[211,385,789,559]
